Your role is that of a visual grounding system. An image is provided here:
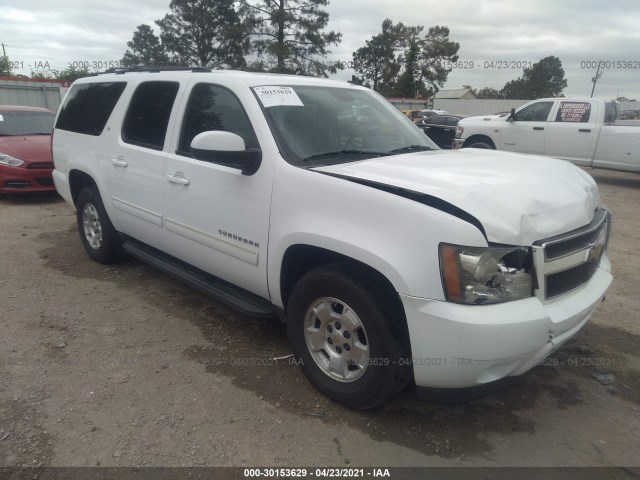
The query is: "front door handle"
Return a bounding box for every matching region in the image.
[533,127,544,131]
[166,173,190,186]
[579,128,592,133]
[111,157,128,167]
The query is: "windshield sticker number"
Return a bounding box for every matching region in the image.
[254,86,304,108]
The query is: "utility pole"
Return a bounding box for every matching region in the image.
[590,61,602,98]
[1,43,8,75]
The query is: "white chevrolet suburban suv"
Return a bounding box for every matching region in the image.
[52,68,613,409]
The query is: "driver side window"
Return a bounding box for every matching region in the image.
[515,101,554,122]
[178,83,258,156]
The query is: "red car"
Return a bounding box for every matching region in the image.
[0,105,56,194]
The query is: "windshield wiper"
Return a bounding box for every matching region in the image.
[304,149,390,162]
[387,145,433,154]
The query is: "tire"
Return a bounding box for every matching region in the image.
[76,186,125,264]
[287,263,411,409]
[467,141,494,149]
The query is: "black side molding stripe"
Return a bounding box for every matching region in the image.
[316,171,487,239]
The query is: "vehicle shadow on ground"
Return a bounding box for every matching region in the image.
[38,225,640,461]
[588,171,640,189]
[0,192,62,205]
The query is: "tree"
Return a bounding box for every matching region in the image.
[463,85,501,99]
[394,26,423,97]
[352,20,459,97]
[0,56,11,76]
[475,87,500,99]
[246,0,342,77]
[501,56,567,99]
[352,19,405,92]
[156,0,248,68]
[416,26,460,97]
[122,24,170,67]
[29,66,90,82]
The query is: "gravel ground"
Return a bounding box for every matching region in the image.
[0,168,638,469]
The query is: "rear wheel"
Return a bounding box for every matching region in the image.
[287,264,411,409]
[76,186,125,264]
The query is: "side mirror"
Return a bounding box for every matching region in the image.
[507,107,516,122]
[191,131,261,176]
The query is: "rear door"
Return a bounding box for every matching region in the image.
[108,80,181,248]
[544,100,598,166]
[499,100,555,155]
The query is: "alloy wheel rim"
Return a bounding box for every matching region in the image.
[303,297,370,383]
[82,203,103,249]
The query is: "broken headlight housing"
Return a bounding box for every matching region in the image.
[439,244,533,305]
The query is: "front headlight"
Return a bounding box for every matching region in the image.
[439,244,533,305]
[455,125,464,138]
[0,153,25,167]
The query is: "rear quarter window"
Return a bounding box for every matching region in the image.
[55,82,127,136]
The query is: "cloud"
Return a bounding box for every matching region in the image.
[1,0,639,99]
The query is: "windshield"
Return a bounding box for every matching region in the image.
[0,111,55,136]
[255,85,438,166]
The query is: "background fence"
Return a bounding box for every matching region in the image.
[0,77,69,112]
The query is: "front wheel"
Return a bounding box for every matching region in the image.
[76,186,125,264]
[467,141,494,149]
[287,264,411,409]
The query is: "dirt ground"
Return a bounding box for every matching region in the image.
[0,169,639,470]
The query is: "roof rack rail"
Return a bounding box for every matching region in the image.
[91,66,212,76]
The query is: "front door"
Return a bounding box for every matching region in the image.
[162,82,273,298]
[499,100,555,155]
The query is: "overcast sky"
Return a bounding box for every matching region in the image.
[2,0,639,100]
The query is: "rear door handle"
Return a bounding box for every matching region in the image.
[533,127,544,131]
[579,128,592,133]
[111,157,128,167]
[166,173,190,186]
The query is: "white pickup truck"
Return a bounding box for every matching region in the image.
[52,70,612,408]
[453,98,640,172]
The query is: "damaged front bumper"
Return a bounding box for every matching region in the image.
[400,256,612,394]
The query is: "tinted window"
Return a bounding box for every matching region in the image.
[555,102,591,123]
[0,111,54,136]
[445,116,461,126]
[122,81,179,150]
[515,101,554,122]
[178,83,259,155]
[56,82,127,136]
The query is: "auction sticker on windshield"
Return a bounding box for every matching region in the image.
[254,86,304,107]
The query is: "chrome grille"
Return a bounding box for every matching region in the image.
[533,209,610,301]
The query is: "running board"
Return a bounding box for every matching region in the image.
[122,239,277,319]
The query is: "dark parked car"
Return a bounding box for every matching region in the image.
[0,105,55,194]
[419,114,466,149]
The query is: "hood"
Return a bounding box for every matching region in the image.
[312,149,600,245]
[0,135,53,162]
